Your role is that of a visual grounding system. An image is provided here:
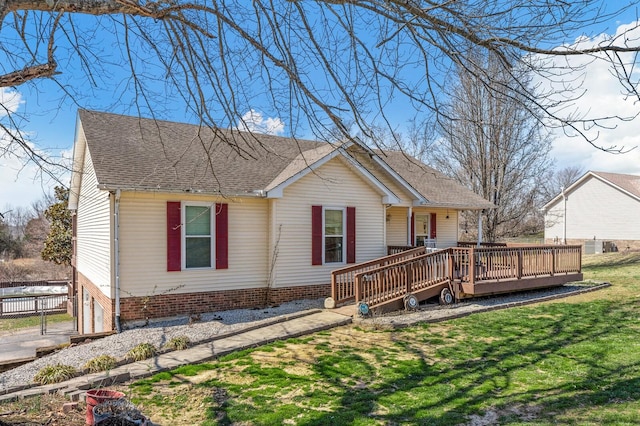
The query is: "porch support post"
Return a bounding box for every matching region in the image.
[477,210,484,247]
[407,207,413,246]
[562,187,567,245]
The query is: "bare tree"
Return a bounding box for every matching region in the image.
[540,166,585,204]
[432,50,553,242]
[1,0,639,178]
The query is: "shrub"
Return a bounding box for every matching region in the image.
[33,364,77,385]
[164,336,191,351]
[125,343,157,361]
[84,355,117,373]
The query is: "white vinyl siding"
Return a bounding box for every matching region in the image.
[75,147,112,298]
[386,207,410,246]
[273,157,385,287]
[545,176,640,241]
[432,210,459,248]
[118,193,268,297]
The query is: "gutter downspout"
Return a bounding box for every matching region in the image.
[114,189,122,333]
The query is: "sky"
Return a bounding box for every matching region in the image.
[1,5,640,212]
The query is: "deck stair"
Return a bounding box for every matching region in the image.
[354,250,452,312]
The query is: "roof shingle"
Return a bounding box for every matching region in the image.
[77,110,492,209]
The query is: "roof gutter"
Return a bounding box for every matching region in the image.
[97,184,268,199]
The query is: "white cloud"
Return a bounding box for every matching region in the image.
[533,21,640,175]
[0,88,22,116]
[237,109,285,135]
[0,89,68,210]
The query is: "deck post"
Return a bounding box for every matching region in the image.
[469,247,475,286]
[405,262,413,295]
[354,275,362,303]
[330,273,337,302]
[551,248,556,276]
[517,249,522,279]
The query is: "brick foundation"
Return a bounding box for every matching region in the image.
[77,273,330,331]
[77,272,115,333]
[118,283,331,322]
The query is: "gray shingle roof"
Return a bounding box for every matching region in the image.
[591,171,640,200]
[378,151,495,209]
[77,110,492,209]
[79,110,325,195]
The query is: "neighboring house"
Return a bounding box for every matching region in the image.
[69,110,493,334]
[543,170,640,252]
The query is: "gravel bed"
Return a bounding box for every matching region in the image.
[354,281,610,328]
[0,298,324,392]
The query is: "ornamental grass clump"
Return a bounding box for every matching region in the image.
[84,354,117,373]
[33,364,77,385]
[164,336,191,351]
[126,343,157,361]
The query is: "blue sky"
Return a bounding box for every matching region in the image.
[1,5,640,211]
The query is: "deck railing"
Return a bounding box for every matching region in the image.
[354,250,451,307]
[330,246,426,305]
[334,245,582,309]
[387,245,416,255]
[456,242,508,248]
[458,245,582,285]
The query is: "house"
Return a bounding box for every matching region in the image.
[543,170,640,252]
[69,110,493,334]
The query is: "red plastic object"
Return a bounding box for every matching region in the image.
[85,389,125,425]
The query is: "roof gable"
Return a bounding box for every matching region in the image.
[544,170,640,210]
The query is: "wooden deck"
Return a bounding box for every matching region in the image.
[331,245,583,313]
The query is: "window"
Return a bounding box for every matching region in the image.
[415,214,431,247]
[311,205,355,266]
[324,208,344,263]
[184,204,213,268]
[413,212,437,248]
[167,201,228,271]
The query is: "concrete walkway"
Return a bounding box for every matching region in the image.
[0,310,352,403]
[0,320,76,364]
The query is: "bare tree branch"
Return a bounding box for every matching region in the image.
[1,0,640,181]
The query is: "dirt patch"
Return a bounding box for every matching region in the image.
[0,394,86,426]
[464,404,542,425]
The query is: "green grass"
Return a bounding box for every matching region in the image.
[126,252,640,425]
[0,313,72,332]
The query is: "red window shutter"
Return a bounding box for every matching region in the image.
[215,203,228,269]
[167,202,181,272]
[346,207,356,264]
[430,213,437,239]
[410,212,415,246]
[311,205,323,265]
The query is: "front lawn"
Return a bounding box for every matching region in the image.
[125,252,640,425]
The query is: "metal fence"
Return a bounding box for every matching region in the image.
[0,294,68,316]
[0,280,76,334]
